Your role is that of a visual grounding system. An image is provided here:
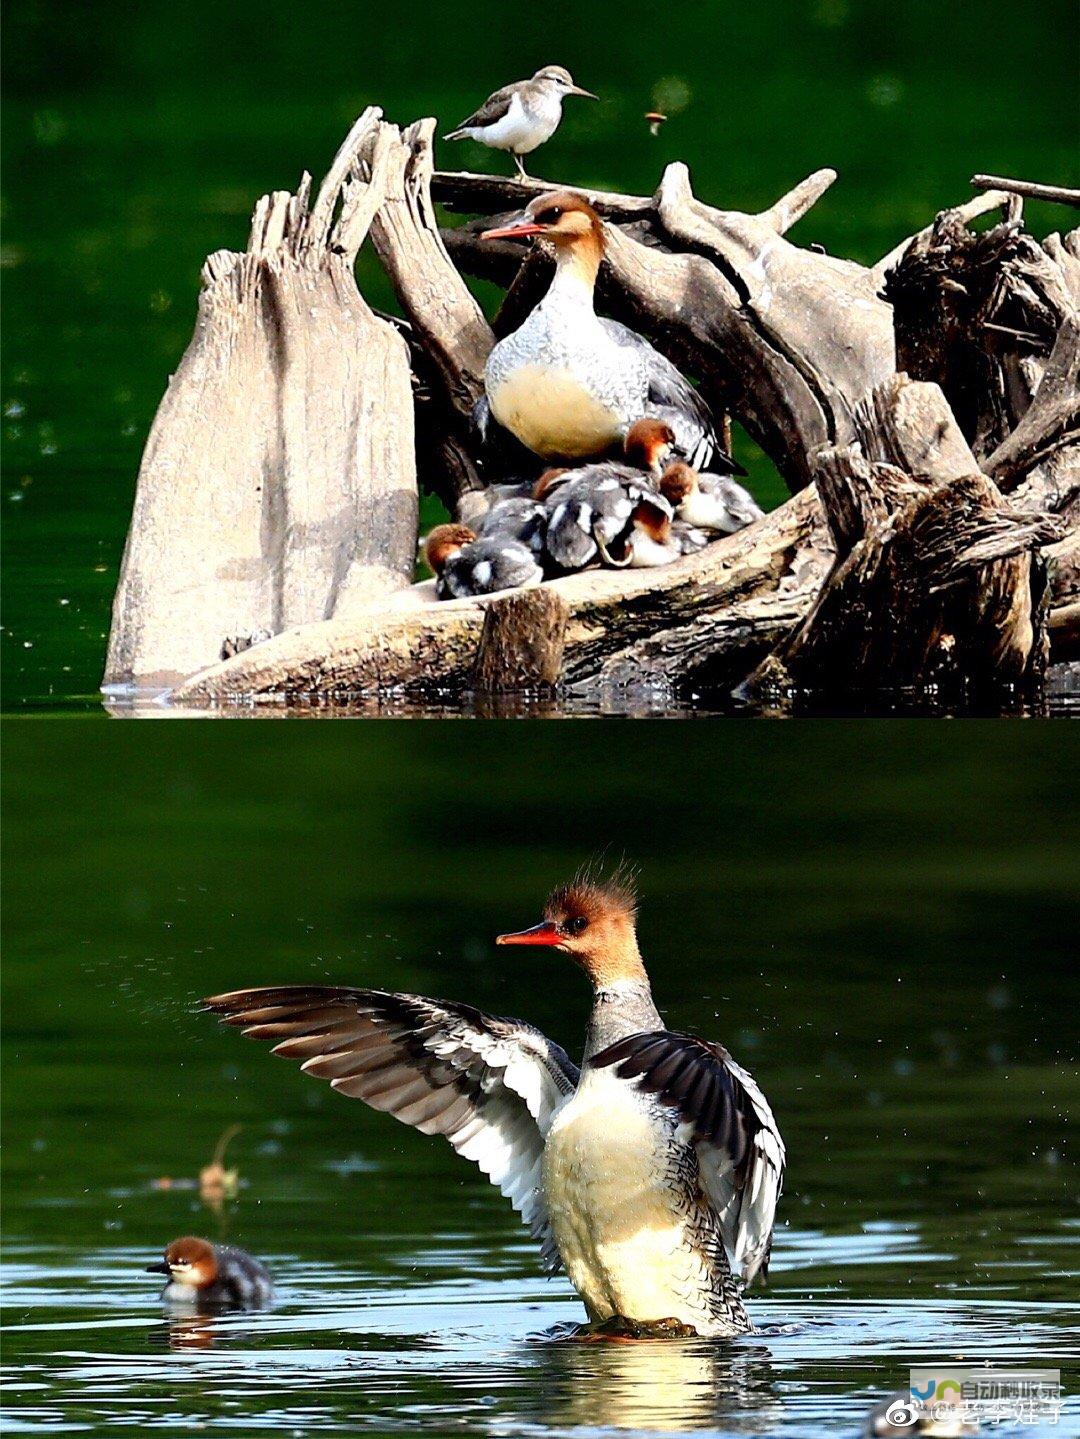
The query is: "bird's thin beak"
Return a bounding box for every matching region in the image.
[480,218,550,241]
[496,921,564,946]
[569,85,598,99]
[146,1261,171,1275]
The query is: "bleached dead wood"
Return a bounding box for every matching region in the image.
[747,377,1064,706]
[106,106,1078,709]
[104,109,417,690]
[169,486,831,703]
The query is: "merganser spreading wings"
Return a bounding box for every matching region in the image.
[479,192,745,474]
[205,869,785,1337]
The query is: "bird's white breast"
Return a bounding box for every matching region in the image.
[542,1067,715,1328]
[488,363,624,459]
[467,92,556,154]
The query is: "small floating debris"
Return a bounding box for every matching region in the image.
[644,111,667,136]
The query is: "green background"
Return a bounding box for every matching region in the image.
[2,723,1078,1432]
[3,0,1078,708]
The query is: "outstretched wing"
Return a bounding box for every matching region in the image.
[204,986,579,1271]
[590,1030,784,1286]
[599,319,746,476]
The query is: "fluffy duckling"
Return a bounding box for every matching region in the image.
[146,1237,273,1309]
[424,523,542,600]
[475,495,548,557]
[624,499,685,568]
[537,419,679,571]
[659,460,763,535]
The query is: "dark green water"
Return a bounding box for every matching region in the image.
[3,724,1078,1433]
[3,0,1078,710]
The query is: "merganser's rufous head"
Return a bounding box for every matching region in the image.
[631,498,673,545]
[481,192,605,274]
[496,866,647,987]
[424,523,476,574]
[658,460,699,507]
[530,65,598,100]
[147,1237,218,1289]
[532,467,569,500]
[624,419,677,476]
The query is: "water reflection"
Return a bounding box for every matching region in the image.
[526,1334,784,1434]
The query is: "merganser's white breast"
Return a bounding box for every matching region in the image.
[485,284,647,460]
[542,1066,744,1335]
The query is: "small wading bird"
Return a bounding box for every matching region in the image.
[147,1237,274,1309]
[478,192,745,473]
[204,869,785,1337]
[444,65,597,179]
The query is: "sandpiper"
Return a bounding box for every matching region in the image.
[146,1237,274,1309]
[205,866,785,1337]
[444,66,597,179]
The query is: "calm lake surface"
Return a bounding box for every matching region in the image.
[3,0,1078,712]
[3,724,1078,1433]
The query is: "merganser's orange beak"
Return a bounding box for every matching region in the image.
[480,218,551,241]
[496,921,563,946]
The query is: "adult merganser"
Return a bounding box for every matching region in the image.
[659,460,764,535]
[204,869,785,1337]
[424,522,542,599]
[479,193,744,473]
[146,1237,273,1309]
[444,66,597,179]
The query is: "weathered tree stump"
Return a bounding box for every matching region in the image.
[747,377,1064,708]
[103,104,1078,711]
[104,109,418,691]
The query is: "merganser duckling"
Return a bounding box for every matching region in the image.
[659,460,764,535]
[537,419,676,571]
[475,495,548,557]
[444,66,597,179]
[479,192,744,472]
[204,868,785,1338]
[863,1393,977,1437]
[146,1237,273,1309]
[623,499,686,568]
[424,522,542,599]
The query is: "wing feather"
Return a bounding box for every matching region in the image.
[591,1029,784,1287]
[205,986,579,1272]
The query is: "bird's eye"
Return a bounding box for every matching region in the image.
[565,916,587,936]
[542,207,562,223]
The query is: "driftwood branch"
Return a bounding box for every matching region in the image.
[105,107,417,691]
[105,105,1078,710]
[748,377,1064,707]
[972,175,1080,209]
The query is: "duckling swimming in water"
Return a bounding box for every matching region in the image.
[146,1237,273,1310]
